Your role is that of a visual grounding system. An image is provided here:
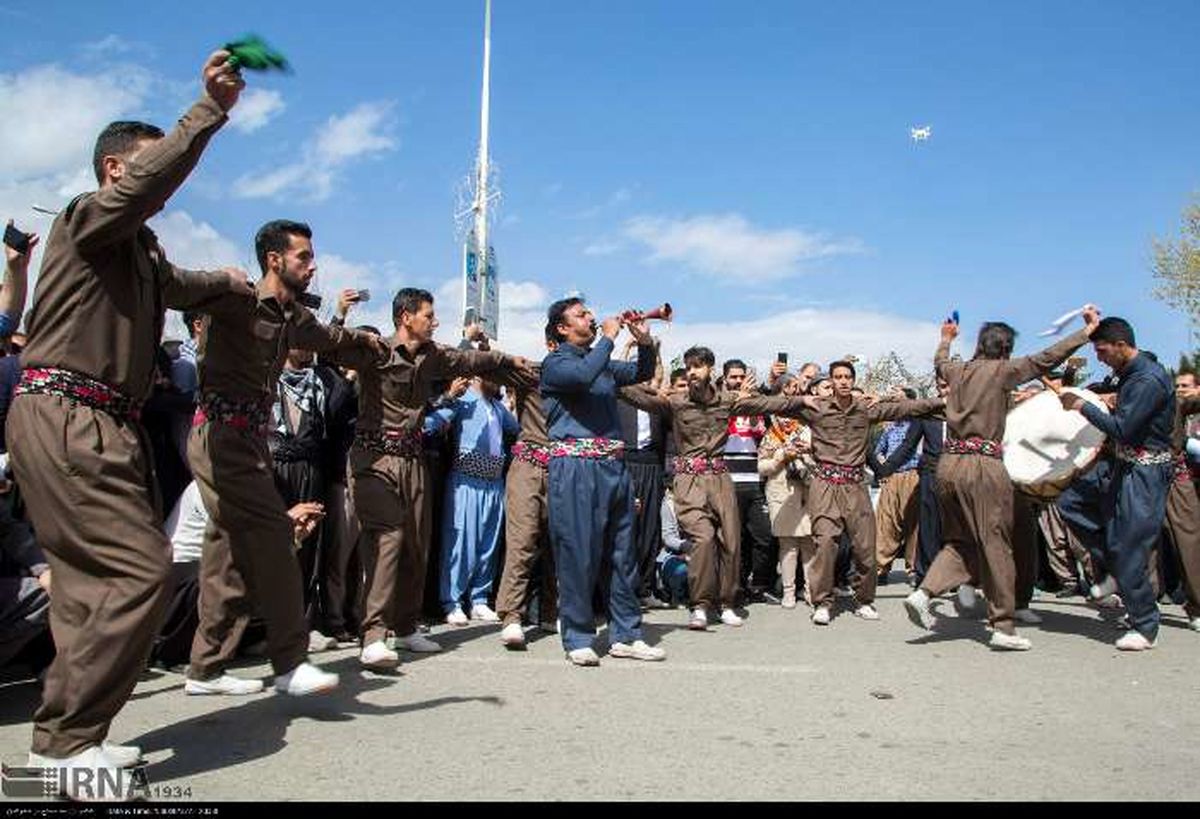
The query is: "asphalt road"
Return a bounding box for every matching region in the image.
[3,583,1198,802]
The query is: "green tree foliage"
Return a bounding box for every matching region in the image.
[1152,195,1200,332]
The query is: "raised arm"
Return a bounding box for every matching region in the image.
[0,226,37,336]
[610,341,656,387]
[1079,375,1170,446]
[72,52,241,252]
[618,383,672,415]
[1005,328,1092,389]
[541,337,616,392]
[868,396,945,423]
[730,392,814,420]
[433,344,510,380]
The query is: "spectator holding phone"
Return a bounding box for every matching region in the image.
[0,220,38,339]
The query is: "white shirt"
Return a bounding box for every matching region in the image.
[637,410,653,450]
[164,481,208,564]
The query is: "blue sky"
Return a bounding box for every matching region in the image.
[1,0,1197,376]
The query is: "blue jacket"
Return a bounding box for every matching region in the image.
[540,337,654,441]
[1080,353,1173,453]
[424,387,519,455]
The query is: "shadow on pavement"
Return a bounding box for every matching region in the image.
[134,667,503,784]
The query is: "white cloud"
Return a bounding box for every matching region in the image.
[82,35,136,59]
[583,238,623,256]
[233,102,397,201]
[425,275,936,376]
[150,210,247,271]
[652,308,940,378]
[624,213,865,282]
[0,64,149,180]
[229,88,286,134]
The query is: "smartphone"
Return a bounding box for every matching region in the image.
[297,292,323,310]
[951,310,960,325]
[3,223,31,255]
[356,289,371,303]
[777,352,788,365]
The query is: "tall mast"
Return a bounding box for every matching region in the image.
[475,0,492,265]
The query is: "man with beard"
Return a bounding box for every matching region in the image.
[620,346,813,630]
[185,220,384,696]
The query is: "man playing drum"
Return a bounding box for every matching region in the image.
[905,306,1101,650]
[1059,317,1175,651]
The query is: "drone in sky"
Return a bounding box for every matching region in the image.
[910,125,932,143]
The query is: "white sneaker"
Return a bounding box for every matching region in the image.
[566,647,600,666]
[854,604,880,621]
[956,584,980,612]
[1190,616,1200,633]
[274,661,339,696]
[396,632,443,653]
[1096,593,1124,610]
[99,742,142,768]
[688,607,709,631]
[470,603,500,622]
[834,585,854,599]
[904,589,935,630]
[307,630,337,652]
[360,640,400,669]
[28,746,135,801]
[500,622,527,649]
[719,608,744,627]
[609,639,666,662]
[445,607,469,627]
[989,631,1033,651]
[184,673,264,696]
[1115,630,1156,651]
[1090,575,1119,600]
[1014,608,1043,625]
[811,606,831,626]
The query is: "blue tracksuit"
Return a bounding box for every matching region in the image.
[540,336,655,651]
[1079,353,1174,640]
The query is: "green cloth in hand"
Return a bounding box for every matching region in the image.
[225,34,290,72]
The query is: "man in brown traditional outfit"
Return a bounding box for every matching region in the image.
[495,332,558,650]
[905,307,1099,650]
[339,291,531,669]
[7,52,251,790]
[185,220,384,696]
[790,361,944,625]
[619,345,818,631]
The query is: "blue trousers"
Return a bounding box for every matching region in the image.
[440,472,505,613]
[1102,462,1171,640]
[548,457,642,651]
[1057,459,1112,575]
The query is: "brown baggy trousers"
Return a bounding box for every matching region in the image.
[925,454,1018,634]
[495,458,557,626]
[875,470,920,576]
[673,472,741,611]
[1165,478,1200,618]
[188,421,308,679]
[1037,502,1094,591]
[349,448,430,644]
[804,479,878,609]
[8,395,172,757]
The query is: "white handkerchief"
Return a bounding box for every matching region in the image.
[1038,307,1085,337]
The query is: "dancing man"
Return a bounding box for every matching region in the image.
[186,220,384,696]
[619,346,813,630]
[8,52,251,790]
[906,307,1100,650]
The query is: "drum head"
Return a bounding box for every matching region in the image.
[1004,388,1108,493]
